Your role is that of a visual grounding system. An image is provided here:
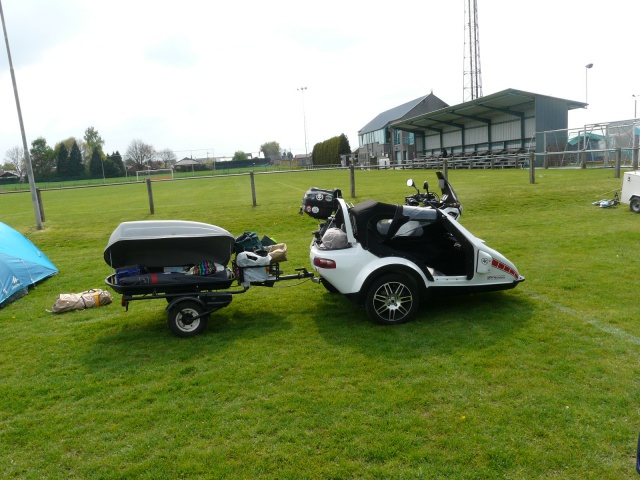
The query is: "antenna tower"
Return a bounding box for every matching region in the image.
[463,0,483,102]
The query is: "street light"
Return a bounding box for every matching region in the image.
[297,87,308,158]
[634,94,638,118]
[585,63,593,105]
[0,0,42,229]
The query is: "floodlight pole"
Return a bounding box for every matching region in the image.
[297,87,308,158]
[0,0,42,230]
[585,63,593,105]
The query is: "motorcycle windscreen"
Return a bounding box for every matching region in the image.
[436,171,460,204]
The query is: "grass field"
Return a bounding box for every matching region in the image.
[1,168,639,479]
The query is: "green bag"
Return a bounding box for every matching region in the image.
[234,231,263,254]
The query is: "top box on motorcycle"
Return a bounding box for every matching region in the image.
[300,187,342,219]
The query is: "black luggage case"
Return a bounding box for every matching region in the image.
[300,187,342,219]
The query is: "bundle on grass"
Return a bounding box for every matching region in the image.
[51,289,113,313]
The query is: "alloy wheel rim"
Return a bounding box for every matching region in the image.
[373,281,413,321]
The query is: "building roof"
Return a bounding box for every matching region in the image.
[175,157,203,166]
[359,93,449,135]
[390,88,587,134]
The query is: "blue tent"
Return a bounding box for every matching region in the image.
[0,222,58,307]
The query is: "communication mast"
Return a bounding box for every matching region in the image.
[463,0,483,102]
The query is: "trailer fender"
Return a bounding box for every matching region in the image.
[165,296,206,314]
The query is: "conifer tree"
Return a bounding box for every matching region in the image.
[68,141,84,178]
[111,151,126,176]
[56,143,69,178]
[89,148,104,178]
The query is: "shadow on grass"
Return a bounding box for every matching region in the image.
[82,306,293,374]
[81,285,535,372]
[310,289,536,357]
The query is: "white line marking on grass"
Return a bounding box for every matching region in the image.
[527,292,640,345]
[277,183,306,192]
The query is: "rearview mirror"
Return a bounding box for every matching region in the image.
[406,179,415,188]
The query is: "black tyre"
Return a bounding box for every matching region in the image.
[365,274,419,325]
[167,301,208,338]
[321,279,340,294]
[630,197,640,214]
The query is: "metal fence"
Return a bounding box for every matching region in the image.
[536,121,639,168]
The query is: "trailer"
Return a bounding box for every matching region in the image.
[621,171,640,213]
[104,220,313,337]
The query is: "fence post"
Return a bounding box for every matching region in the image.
[543,153,549,169]
[35,188,45,222]
[350,164,356,198]
[581,150,587,169]
[634,146,639,171]
[146,178,155,214]
[250,171,257,206]
[529,152,535,184]
[615,148,621,179]
[443,158,448,180]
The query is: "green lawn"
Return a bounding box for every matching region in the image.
[1,168,639,479]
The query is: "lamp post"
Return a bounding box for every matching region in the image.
[0,0,42,229]
[585,63,593,105]
[634,94,638,119]
[297,87,308,158]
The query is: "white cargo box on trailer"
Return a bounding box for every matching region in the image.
[621,171,640,213]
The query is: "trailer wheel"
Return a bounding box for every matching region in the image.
[167,301,208,337]
[365,274,419,325]
[630,197,640,213]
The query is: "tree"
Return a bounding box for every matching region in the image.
[83,126,105,164]
[233,151,249,161]
[89,147,104,178]
[30,137,56,179]
[4,146,25,179]
[56,143,70,177]
[260,141,280,160]
[103,158,122,178]
[60,137,80,153]
[125,139,156,170]
[338,134,351,155]
[107,151,126,177]
[311,133,352,166]
[68,141,84,178]
[158,148,177,168]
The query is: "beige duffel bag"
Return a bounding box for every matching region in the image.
[51,289,113,313]
[266,243,287,263]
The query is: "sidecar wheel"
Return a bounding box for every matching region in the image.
[365,274,419,325]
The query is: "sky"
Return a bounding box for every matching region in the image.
[0,0,638,160]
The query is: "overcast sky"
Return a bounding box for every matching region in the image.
[0,0,638,159]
